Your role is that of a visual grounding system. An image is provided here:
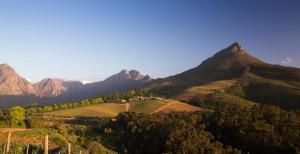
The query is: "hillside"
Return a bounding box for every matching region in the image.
[47,99,203,117]
[146,43,264,95]
[47,103,125,117]
[146,43,300,109]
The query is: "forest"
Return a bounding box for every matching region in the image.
[96,104,299,154]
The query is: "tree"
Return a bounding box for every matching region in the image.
[87,141,115,154]
[5,106,26,127]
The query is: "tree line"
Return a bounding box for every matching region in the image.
[0,88,153,128]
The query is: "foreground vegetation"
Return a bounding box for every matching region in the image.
[0,102,298,154]
[98,104,299,153]
[0,88,299,153]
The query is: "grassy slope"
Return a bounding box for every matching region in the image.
[154,100,208,113]
[47,100,166,117]
[47,99,202,118]
[174,80,236,101]
[48,103,125,117]
[47,100,173,117]
[174,71,300,110]
[238,72,300,109]
[187,80,236,93]
[129,100,167,113]
[155,68,300,110]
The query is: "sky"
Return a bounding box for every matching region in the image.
[0,0,299,82]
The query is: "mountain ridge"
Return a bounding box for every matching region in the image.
[146,42,263,94]
[0,66,152,107]
[146,42,300,109]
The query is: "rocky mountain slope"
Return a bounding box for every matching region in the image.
[35,78,68,97]
[34,78,84,97]
[0,66,151,107]
[0,64,37,96]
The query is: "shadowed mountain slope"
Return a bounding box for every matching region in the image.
[146,43,300,109]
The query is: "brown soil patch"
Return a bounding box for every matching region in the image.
[153,101,207,114]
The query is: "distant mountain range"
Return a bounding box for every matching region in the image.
[1,42,299,109]
[0,64,152,107]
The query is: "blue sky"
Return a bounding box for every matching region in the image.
[0,0,299,82]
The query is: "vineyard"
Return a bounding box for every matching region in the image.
[0,98,202,153]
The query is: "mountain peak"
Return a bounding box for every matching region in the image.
[196,42,264,71]
[0,63,11,67]
[129,70,142,79]
[40,78,64,83]
[0,63,37,96]
[216,42,246,57]
[106,69,151,81]
[117,69,143,79]
[228,42,243,52]
[0,63,18,77]
[0,63,15,72]
[35,78,68,97]
[120,69,129,74]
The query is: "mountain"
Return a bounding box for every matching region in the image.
[0,64,37,96]
[104,69,151,82]
[0,66,152,107]
[146,42,300,109]
[35,78,67,97]
[146,43,263,95]
[81,69,152,98]
[34,78,84,97]
[34,69,152,100]
[0,42,299,109]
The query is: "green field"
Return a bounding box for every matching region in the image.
[129,100,168,113]
[187,80,236,94]
[48,103,125,117]
[47,100,172,117]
